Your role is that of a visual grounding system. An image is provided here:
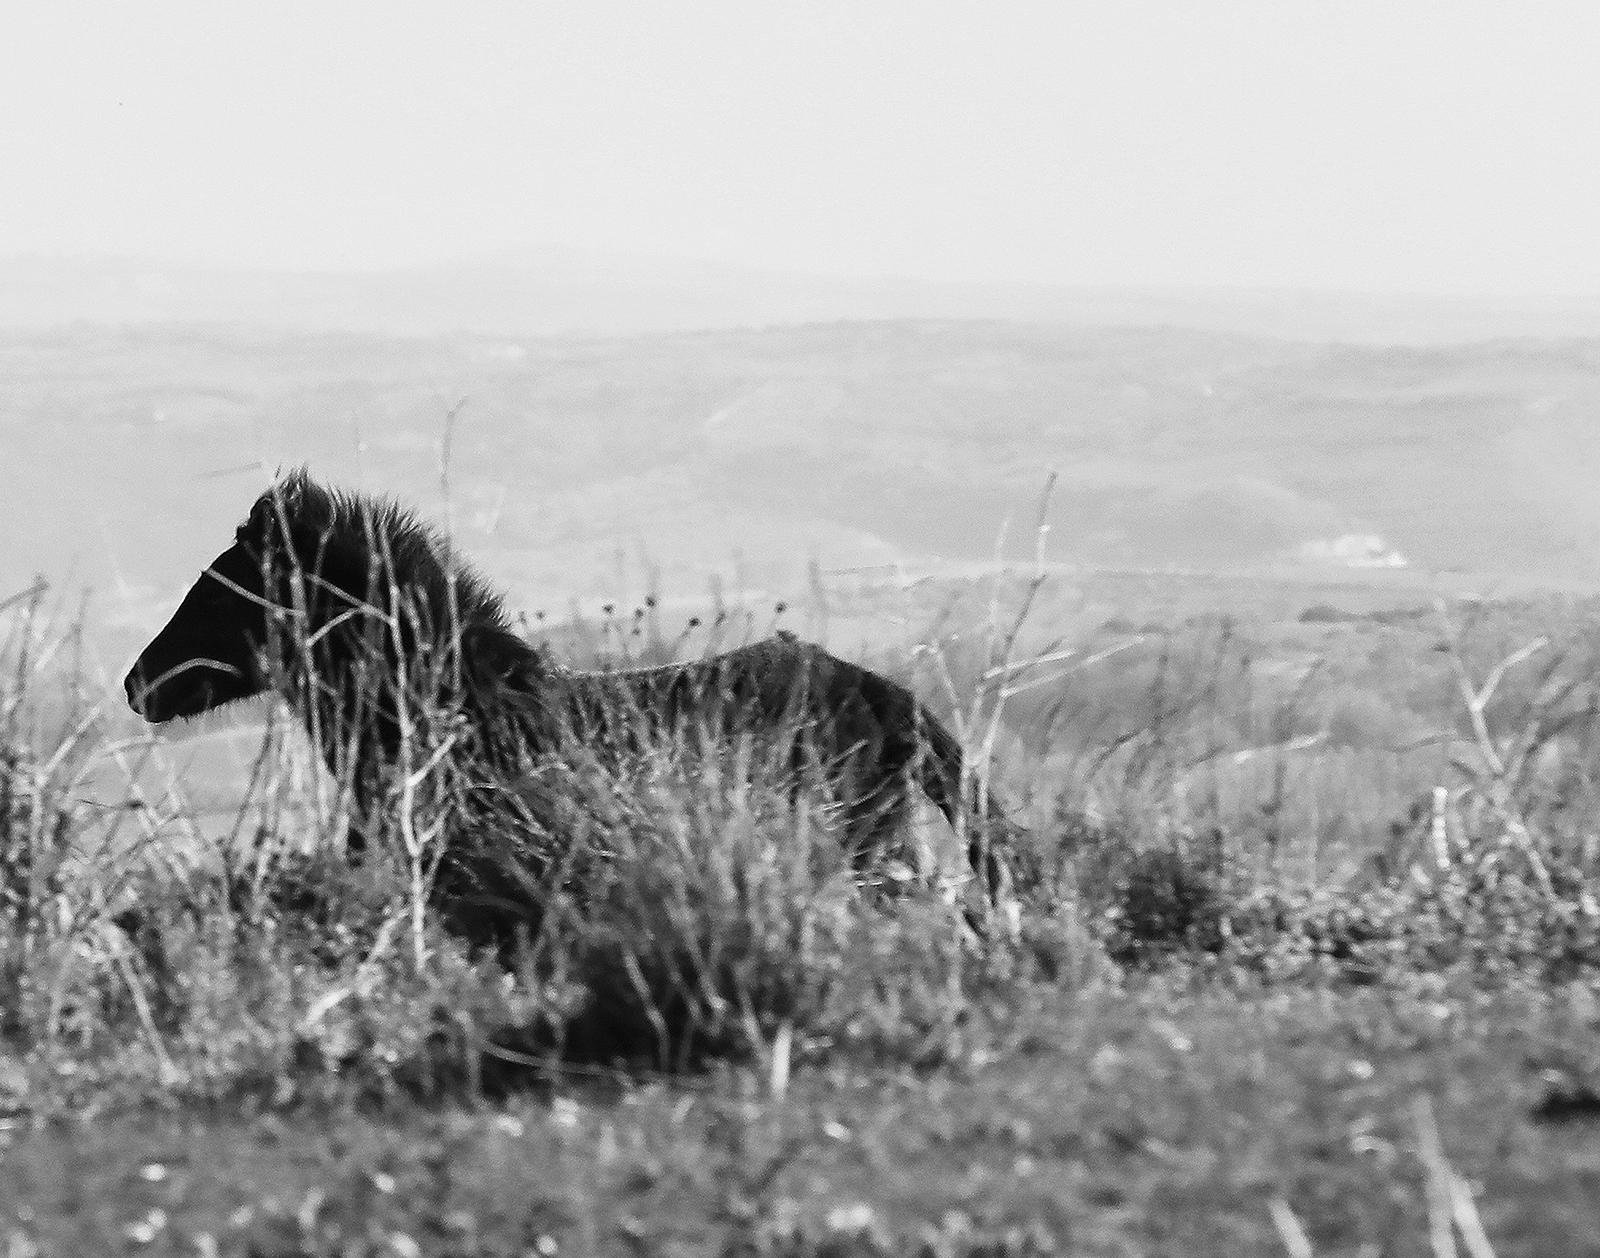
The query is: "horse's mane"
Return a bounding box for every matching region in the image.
[260,468,517,642]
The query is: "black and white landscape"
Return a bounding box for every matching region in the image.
[6,6,1600,1253]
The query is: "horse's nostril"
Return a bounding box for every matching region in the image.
[124,668,155,715]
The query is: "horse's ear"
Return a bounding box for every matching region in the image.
[275,467,324,515]
[256,468,335,541]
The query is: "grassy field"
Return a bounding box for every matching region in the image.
[3,567,1600,1256]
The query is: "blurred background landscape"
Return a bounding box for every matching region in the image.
[9,249,1600,677]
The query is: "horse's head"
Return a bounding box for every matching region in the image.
[127,469,533,737]
[125,472,343,723]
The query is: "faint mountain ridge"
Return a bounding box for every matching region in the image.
[9,251,1600,344]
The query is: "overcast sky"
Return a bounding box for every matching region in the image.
[5,3,1599,293]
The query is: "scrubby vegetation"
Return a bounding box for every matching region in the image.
[4,568,1600,1255]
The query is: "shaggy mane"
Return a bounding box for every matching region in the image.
[258,467,517,641]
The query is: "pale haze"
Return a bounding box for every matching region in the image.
[5,2,1600,293]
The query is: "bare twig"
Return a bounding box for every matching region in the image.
[1267,1197,1314,1258]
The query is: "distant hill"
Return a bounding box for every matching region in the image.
[8,318,1600,660]
[10,251,1600,344]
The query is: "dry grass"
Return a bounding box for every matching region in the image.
[2,565,1600,1252]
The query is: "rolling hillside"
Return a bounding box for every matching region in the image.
[5,318,1599,662]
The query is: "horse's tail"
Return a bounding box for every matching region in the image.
[915,704,1014,903]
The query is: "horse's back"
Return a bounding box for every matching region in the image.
[700,634,918,724]
[555,634,955,782]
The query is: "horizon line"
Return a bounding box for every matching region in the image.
[6,247,1600,306]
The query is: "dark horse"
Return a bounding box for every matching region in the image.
[124,471,1005,937]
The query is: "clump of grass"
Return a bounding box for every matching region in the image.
[403,724,984,1074]
[0,582,95,951]
[1067,792,1600,988]
[1096,839,1235,967]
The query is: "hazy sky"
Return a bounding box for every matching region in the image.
[5,3,1600,293]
